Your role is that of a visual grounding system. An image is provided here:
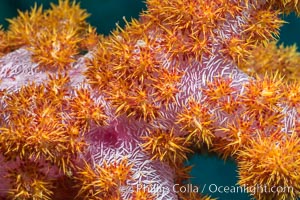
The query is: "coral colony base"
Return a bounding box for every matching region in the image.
[0,0,299,199]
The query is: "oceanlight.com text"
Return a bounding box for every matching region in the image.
[207,184,294,196]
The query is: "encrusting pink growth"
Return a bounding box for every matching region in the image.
[0,0,300,199]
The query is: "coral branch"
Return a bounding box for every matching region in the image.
[0,0,299,199]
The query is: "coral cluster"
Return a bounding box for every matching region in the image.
[0,0,299,199]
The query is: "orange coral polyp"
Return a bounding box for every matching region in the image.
[141,128,193,166]
[0,26,8,55]
[0,0,300,199]
[76,159,132,199]
[237,133,300,199]
[176,100,215,148]
[6,0,92,72]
